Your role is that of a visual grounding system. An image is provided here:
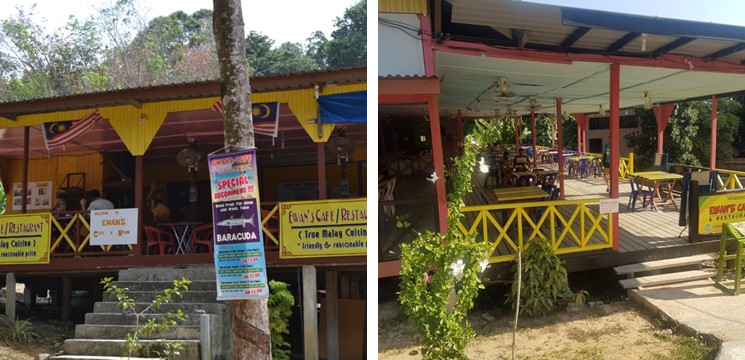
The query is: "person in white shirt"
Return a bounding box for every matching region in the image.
[81,189,115,210]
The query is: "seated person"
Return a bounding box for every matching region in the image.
[147,182,172,224]
[52,196,67,213]
[81,189,115,210]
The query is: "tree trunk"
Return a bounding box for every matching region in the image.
[212,1,270,359]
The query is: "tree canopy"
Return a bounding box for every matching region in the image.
[0,0,366,101]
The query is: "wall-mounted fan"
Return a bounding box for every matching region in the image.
[326,134,355,164]
[326,132,355,198]
[176,139,202,207]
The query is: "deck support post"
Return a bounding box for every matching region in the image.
[325,270,339,360]
[5,273,15,319]
[303,266,318,360]
[62,276,72,321]
[23,285,34,307]
[610,63,621,250]
[514,115,520,150]
[711,95,718,169]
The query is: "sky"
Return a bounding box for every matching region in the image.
[0,0,360,45]
[527,0,745,26]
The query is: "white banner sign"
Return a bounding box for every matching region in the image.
[12,182,52,211]
[599,199,619,214]
[90,208,139,245]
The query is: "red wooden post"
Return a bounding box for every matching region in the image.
[610,63,620,251]
[531,110,537,167]
[429,96,447,233]
[514,115,520,151]
[419,15,435,77]
[653,103,675,154]
[711,95,718,169]
[550,114,555,149]
[556,98,565,199]
[21,126,29,213]
[318,143,326,199]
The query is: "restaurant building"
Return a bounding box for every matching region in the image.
[0,67,367,358]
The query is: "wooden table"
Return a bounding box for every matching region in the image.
[629,171,684,210]
[494,187,549,202]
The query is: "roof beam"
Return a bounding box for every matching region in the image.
[705,42,745,61]
[651,37,696,57]
[512,29,529,49]
[606,32,640,53]
[560,27,591,52]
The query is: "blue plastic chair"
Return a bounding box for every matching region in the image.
[629,177,654,210]
[534,185,560,222]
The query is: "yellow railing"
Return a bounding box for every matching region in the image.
[457,199,613,263]
[715,169,745,190]
[261,204,280,246]
[50,213,132,254]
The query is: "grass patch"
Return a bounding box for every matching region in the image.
[656,335,716,360]
[577,347,605,360]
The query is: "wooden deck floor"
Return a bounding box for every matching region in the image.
[380,163,717,268]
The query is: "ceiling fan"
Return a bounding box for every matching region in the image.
[525,96,541,111]
[490,76,517,102]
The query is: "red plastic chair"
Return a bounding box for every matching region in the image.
[143,225,176,255]
[190,224,214,254]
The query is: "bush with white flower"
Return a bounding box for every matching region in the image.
[399,120,500,360]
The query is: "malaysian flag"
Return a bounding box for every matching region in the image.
[211,100,280,137]
[42,110,103,150]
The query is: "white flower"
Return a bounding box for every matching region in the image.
[479,163,490,174]
[450,259,465,281]
[480,259,489,272]
[427,171,440,183]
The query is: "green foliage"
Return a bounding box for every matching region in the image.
[0,315,38,343]
[626,99,741,169]
[325,0,366,68]
[561,113,578,151]
[100,276,190,359]
[268,280,295,360]
[396,214,411,229]
[506,237,573,317]
[399,120,500,359]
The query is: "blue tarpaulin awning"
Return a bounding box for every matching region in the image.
[317,91,366,124]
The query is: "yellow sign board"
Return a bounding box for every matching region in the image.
[279,198,367,259]
[698,192,745,235]
[0,213,51,264]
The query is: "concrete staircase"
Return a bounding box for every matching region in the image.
[614,253,716,289]
[52,266,230,360]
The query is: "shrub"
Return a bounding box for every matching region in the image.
[268,280,294,360]
[101,276,191,358]
[399,120,500,359]
[0,315,38,343]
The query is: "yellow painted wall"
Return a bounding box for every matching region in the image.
[3,153,103,214]
[379,0,427,14]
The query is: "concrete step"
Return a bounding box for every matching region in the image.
[112,280,216,292]
[614,254,714,276]
[103,290,217,304]
[619,269,716,289]
[94,302,223,315]
[62,339,199,359]
[84,312,201,326]
[117,266,215,282]
[74,324,200,340]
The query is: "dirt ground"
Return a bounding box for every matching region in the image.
[378,300,716,360]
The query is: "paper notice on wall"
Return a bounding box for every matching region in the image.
[599,199,619,214]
